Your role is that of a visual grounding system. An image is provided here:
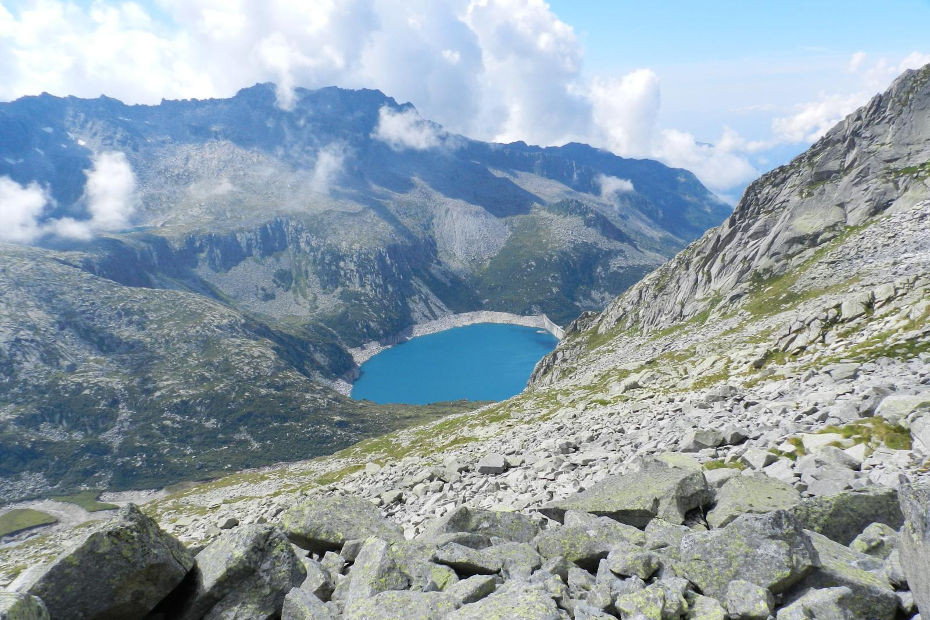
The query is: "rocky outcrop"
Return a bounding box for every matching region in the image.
[11,505,192,619]
[899,483,930,616]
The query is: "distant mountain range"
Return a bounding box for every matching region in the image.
[0,84,729,500]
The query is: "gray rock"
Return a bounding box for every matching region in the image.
[282,587,335,620]
[644,518,689,552]
[615,583,666,620]
[539,460,712,528]
[433,543,503,576]
[789,487,903,545]
[217,517,239,530]
[423,506,540,543]
[776,586,858,620]
[850,522,898,559]
[604,548,660,580]
[899,483,930,617]
[484,542,542,580]
[0,591,49,620]
[14,504,193,620]
[444,575,498,605]
[447,581,561,619]
[344,590,457,620]
[680,429,724,452]
[346,538,409,603]
[792,530,897,620]
[476,454,508,475]
[678,511,816,599]
[562,511,646,546]
[740,448,778,470]
[724,580,774,620]
[687,593,726,620]
[300,558,334,601]
[176,524,306,620]
[876,394,930,425]
[706,475,801,528]
[281,495,402,553]
[704,467,741,488]
[533,526,621,571]
[387,540,459,592]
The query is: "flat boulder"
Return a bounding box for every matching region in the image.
[788,487,903,545]
[678,510,816,599]
[422,506,540,543]
[899,483,930,616]
[14,504,193,620]
[172,524,305,620]
[706,475,801,528]
[539,460,712,528]
[281,495,403,553]
[447,581,560,620]
[344,590,457,620]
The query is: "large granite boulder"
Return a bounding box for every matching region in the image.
[13,504,193,620]
[788,487,903,545]
[173,524,306,620]
[790,530,898,620]
[677,511,816,599]
[706,475,801,528]
[345,537,409,603]
[0,591,49,620]
[539,460,712,528]
[422,507,541,543]
[446,581,560,620]
[899,483,930,616]
[776,586,860,620]
[344,590,457,620]
[281,587,335,620]
[281,495,403,553]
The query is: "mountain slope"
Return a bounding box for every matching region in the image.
[0,85,729,501]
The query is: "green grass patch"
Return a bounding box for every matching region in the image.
[0,509,58,538]
[703,459,746,471]
[51,491,118,512]
[819,418,911,451]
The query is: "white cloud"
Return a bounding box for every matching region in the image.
[597,175,634,198]
[0,151,136,244]
[84,152,137,231]
[847,51,867,73]
[654,128,759,195]
[309,144,346,193]
[589,70,660,156]
[0,177,48,243]
[373,106,444,150]
[771,93,865,143]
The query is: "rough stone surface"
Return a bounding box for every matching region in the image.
[789,487,903,545]
[344,590,457,620]
[899,483,930,617]
[423,507,540,544]
[0,591,49,620]
[175,523,306,620]
[540,460,712,528]
[678,511,816,599]
[707,475,801,528]
[282,495,403,553]
[724,579,774,620]
[446,582,560,619]
[282,587,335,620]
[14,505,193,620]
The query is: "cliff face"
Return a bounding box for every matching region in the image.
[532,64,930,386]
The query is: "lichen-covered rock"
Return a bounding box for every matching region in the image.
[0,591,49,620]
[386,540,458,592]
[724,580,774,620]
[850,522,898,559]
[447,581,560,620]
[776,586,858,619]
[678,511,816,599]
[299,558,334,601]
[14,504,193,620]
[789,487,903,545]
[604,547,660,580]
[533,526,627,571]
[346,538,409,603]
[281,495,402,553]
[706,475,801,528]
[686,593,726,620]
[563,511,647,546]
[344,590,457,620]
[422,506,541,544]
[281,587,335,620]
[791,530,897,620]
[444,575,498,605]
[899,483,930,616]
[615,583,666,620]
[539,460,712,528]
[433,543,503,576]
[875,393,930,425]
[174,523,306,620]
[483,543,542,580]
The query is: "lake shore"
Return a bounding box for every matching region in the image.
[331,311,564,396]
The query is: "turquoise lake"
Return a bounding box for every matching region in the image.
[350,323,559,405]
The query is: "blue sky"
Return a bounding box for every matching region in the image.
[0,0,928,200]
